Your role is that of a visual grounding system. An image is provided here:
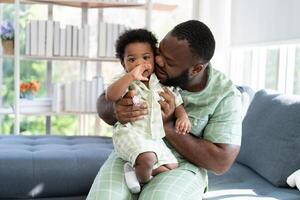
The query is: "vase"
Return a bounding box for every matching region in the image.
[21,92,34,100]
[2,39,14,55]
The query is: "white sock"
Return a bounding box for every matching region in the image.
[124,162,141,194]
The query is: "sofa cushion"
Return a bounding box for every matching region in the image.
[237,89,300,187]
[204,162,300,200]
[0,136,113,199]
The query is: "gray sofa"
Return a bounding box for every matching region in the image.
[0,136,113,200]
[0,87,299,199]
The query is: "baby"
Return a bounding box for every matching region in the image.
[106,29,191,193]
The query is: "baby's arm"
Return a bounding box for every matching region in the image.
[106,64,150,102]
[106,73,136,102]
[175,105,191,135]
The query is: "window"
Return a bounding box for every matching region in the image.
[265,49,279,90]
[230,45,300,95]
[294,47,300,95]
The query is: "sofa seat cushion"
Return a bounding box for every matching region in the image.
[204,162,300,200]
[0,135,113,199]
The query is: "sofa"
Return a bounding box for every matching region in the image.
[0,136,113,200]
[0,87,299,199]
[204,88,300,199]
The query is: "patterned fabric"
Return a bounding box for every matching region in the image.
[162,64,243,176]
[86,151,206,200]
[87,65,242,199]
[179,64,242,145]
[113,73,182,168]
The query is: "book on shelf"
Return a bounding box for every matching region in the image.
[98,22,106,57]
[66,25,73,57]
[25,19,131,59]
[72,26,78,57]
[86,81,92,112]
[91,78,98,112]
[46,20,54,57]
[30,20,38,56]
[59,28,66,56]
[98,22,127,58]
[53,21,60,56]
[119,24,126,37]
[112,23,119,57]
[55,76,104,113]
[83,24,89,57]
[38,20,46,56]
[64,82,71,112]
[52,83,65,113]
[25,24,30,55]
[106,23,113,57]
[78,28,84,57]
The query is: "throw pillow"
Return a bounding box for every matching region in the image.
[237,89,300,187]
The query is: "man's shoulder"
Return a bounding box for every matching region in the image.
[208,66,240,98]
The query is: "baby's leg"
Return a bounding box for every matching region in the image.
[135,152,157,184]
[152,163,178,176]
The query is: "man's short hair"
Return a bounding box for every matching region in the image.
[115,29,158,61]
[171,20,215,64]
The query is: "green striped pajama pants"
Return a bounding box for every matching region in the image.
[86,151,206,200]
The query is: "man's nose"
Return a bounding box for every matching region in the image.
[155,55,165,68]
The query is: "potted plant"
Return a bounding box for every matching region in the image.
[20,80,40,100]
[0,20,14,55]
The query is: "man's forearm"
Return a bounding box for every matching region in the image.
[164,122,240,174]
[97,93,117,125]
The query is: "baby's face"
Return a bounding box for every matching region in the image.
[123,42,155,78]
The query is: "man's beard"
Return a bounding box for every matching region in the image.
[163,69,189,87]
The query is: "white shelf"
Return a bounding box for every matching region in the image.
[0,54,119,62]
[0,107,97,116]
[2,0,143,8]
[1,0,176,134]
[1,0,177,11]
[0,107,13,115]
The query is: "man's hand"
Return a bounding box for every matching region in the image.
[115,90,148,124]
[159,88,176,123]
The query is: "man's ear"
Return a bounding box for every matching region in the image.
[191,63,204,76]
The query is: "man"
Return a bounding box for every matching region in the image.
[87,20,242,200]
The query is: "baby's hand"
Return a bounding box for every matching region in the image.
[130,63,151,81]
[175,117,191,135]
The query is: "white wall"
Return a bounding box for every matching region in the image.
[231,0,300,46]
[193,0,232,74]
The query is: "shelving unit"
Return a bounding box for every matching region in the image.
[1,0,176,10]
[0,54,119,62]
[0,107,98,115]
[0,0,176,135]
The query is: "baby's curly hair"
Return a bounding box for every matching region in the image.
[115,28,158,62]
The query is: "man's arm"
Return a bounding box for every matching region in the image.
[164,121,240,174]
[97,91,148,125]
[159,89,240,174]
[97,93,117,125]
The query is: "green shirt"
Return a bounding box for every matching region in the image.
[115,73,183,140]
[165,64,242,175]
